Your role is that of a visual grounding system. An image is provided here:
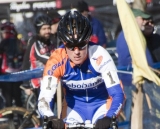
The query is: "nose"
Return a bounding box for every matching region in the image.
[143,19,148,25]
[46,28,51,33]
[74,47,80,54]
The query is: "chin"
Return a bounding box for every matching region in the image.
[73,60,83,65]
[45,36,50,39]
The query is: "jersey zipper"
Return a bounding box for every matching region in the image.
[79,67,88,102]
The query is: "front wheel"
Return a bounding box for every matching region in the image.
[0,107,40,129]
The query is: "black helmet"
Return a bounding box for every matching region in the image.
[57,10,92,46]
[34,14,51,33]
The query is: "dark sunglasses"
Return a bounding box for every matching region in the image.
[65,41,88,51]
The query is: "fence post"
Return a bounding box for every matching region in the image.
[57,81,62,118]
[131,83,143,129]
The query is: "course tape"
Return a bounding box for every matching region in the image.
[0,68,43,82]
[0,62,160,82]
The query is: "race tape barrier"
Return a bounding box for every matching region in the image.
[0,61,160,82]
[0,68,43,82]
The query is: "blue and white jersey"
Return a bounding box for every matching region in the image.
[38,42,125,120]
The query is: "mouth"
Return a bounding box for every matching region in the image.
[74,57,81,60]
[45,33,50,36]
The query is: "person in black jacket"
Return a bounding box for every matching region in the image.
[0,21,24,108]
[21,14,56,97]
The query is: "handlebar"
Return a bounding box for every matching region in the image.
[66,121,95,129]
[42,116,118,129]
[20,85,34,91]
[110,116,118,129]
[43,116,48,129]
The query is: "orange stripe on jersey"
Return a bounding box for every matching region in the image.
[106,96,113,110]
[43,48,68,79]
[106,96,122,117]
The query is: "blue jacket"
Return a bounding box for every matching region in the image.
[116,31,154,85]
[90,17,107,46]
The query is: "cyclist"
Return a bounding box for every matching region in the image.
[38,11,125,129]
[22,14,56,96]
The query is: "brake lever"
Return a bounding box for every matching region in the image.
[43,115,48,129]
[110,116,118,129]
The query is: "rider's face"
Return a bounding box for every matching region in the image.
[39,25,51,39]
[65,43,88,65]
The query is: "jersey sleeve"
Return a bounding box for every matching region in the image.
[89,45,125,117]
[38,48,67,117]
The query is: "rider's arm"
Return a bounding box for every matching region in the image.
[90,45,125,117]
[38,48,66,117]
[38,75,58,117]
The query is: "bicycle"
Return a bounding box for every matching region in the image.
[0,87,40,129]
[22,86,41,119]
[0,106,40,129]
[43,116,118,129]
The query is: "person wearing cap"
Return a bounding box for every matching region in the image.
[132,9,160,63]
[132,8,160,63]
[116,8,155,129]
[132,9,154,35]
[77,0,107,48]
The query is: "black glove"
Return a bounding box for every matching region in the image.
[50,117,65,129]
[95,116,112,129]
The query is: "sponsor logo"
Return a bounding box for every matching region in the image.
[90,35,98,43]
[114,103,122,114]
[92,56,103,66]
[47,58,66,75]
[66,78,103,89]
[48,70,53,75]
[63,72,78,77]
[99,59,111,71]
[86,69,92,73]
[40,48,47,54]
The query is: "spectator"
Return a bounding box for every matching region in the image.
[132,9,160,63]
[116,8,154,129]
[138,15,160,63]
[47,10,62,48]
[0,21,24,108]
[21,14,56,99]
[77,0,107,48]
